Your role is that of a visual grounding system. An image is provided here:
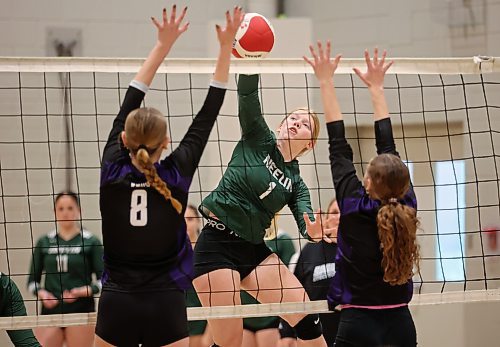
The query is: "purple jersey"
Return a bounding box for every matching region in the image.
[327,118,417,307]
[100,82,226,292]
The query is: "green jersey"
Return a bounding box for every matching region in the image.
[0,273,41,347]
[201,74,314,244]
[27,230,103,314]
[265,231,297,266]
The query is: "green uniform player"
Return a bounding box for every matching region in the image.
[200,75,314,244]
[28,229,103,314]
[0,273,41,347]
[193,74,333,346]
[27,192,102,347]
[266,231,297,266]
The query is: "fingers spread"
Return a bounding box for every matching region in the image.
[364,49,371,66]
[151,16,161,29]
[162,7,167,24]
[176,6,188,25]
[170,4,177,23]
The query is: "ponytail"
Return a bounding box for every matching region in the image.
[377,202,420,286]
[136,148,182,214]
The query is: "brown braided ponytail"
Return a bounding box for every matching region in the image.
[125,107,182,214]
[367,154,420,286]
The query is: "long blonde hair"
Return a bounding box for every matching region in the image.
[278,107,320,157]
[367,154,420,286]
[125,107,182,214]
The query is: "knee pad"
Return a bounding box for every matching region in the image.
[294,314,323,340]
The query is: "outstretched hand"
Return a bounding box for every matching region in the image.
[216,6,245,47]
[304,209,336,243]
[353,48,393,90]
[303,40,341,83]
[151,4,189,48]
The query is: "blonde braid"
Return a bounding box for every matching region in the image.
[136,148,183,214]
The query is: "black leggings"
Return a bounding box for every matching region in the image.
[334,306,416,347]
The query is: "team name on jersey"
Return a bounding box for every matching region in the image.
[312,263,336,282]
[47,246,82,254]
[131,182,150,188]
[263,154,292,192]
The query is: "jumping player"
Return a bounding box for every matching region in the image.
[192,72,334,346]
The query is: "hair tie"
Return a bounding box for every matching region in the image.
[137,144,150,153]
[388,198,398,204]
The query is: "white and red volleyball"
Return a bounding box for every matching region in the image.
[232,13,275,59]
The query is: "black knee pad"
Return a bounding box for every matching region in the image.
[294,314,323,340]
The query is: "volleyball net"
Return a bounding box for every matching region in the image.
[0,57,499,330]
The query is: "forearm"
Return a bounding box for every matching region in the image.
[320,79,342,123]
[7,330,41,347]
[369,87,389,121]
[213,42,232,84]
[134,42,172,87]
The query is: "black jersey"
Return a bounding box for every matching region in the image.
[293,241,337,301]
[100,81,226,292]
[327,118,417,307]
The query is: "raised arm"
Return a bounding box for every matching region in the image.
[353,49,398,156]
[353,48,392,122]
[135,5,188,86]
[303,41,342,124]
[169,7,244,177]
[237,74,272,141]
[102,5,189,165]
[304,41,360,202]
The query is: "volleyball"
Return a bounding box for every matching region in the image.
[232,13,275,59]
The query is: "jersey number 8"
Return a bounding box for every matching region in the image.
[130,189,148,227]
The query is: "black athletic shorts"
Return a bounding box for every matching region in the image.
[334,306,416,347]
[243,316,280,333]
[193,223,273,280]
[95,289,188,346]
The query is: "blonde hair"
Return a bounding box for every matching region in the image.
[367,154,420,286]
[279,107,320,157]
[125,107,182,214]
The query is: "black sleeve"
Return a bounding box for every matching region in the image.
[168,86,226,177]
[375,118,399,156]
[327,120,362,201]
[102,86,145,165]
[375,118,417,206]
